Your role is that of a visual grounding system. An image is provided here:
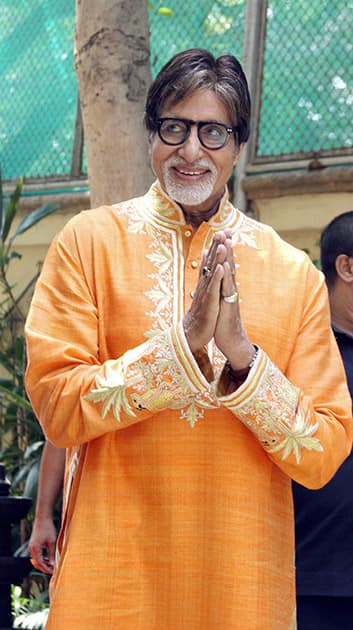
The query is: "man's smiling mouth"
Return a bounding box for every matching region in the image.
[173,166,209,176]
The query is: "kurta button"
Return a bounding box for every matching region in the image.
[185,230,192,237]
[191,260,198,268]
[190,290,195,298]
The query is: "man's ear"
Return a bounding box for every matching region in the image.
[335,254,353,283]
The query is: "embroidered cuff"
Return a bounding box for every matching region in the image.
[218,348,323,462]
[85,323,219,428]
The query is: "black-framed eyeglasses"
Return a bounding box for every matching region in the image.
[156,117,238,150]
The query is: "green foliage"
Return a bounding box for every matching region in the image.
[0,176,59,488]
[12,585,49,629]
[0,176,59,617]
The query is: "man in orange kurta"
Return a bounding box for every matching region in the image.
[25,49,352,629]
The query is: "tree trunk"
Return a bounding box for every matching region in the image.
[75,0,153,207]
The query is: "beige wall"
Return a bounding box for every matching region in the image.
[243,165,353,263]
[254,192,353,262]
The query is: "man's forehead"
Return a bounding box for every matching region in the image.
[159,89,233,124]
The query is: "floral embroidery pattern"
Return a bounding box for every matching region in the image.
[148,185,178,220]
[127,333,219,427]
[85,362,138,421]
[113,199,147,235]
[232,212,265,249]
[143,226,175,338]
[225,356,323,463]
[115,194,176,339]
[267,404,323,463]
[179,395,220,428]
[85,332,219,428]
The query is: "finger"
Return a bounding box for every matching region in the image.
[208,262,224,293]
[224,237,236,278]
[202,241,227,283]
[29,540,55,572]
[221,261,237,300]
[200,249,209,279]
[47,541,56,568]
[30,548,53,574]
[29,542,41,561]
[200,262,224,308]
[30,556,54,574]
[208,241,228,274]
[206,232,227,271]
[205,238,221,273]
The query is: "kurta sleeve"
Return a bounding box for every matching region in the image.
[216,263,353,489]
[25,222,217,447]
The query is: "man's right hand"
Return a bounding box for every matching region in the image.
[29,516,57,574]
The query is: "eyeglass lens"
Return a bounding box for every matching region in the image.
[158,119,231,149]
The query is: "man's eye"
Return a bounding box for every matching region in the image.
[165,122,184,134]
[203,125,224,138]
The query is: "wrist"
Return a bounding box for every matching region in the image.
[225,346,258,389]
[227,343,257,372]
[34,510,55,520]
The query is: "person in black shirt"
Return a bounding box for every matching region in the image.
[293,210,353,629]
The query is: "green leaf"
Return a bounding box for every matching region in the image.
[14,335,25,361]
[14,540,30,558]
[11,459,33,488]
[0,383,33,409]
[157,7,174,17]
[12,202,59,239]
[1,177,23,242]
[0,377,13,387]
[23,459,40,499]
[24,440,44,460]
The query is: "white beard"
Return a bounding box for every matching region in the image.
[162,157,217,207]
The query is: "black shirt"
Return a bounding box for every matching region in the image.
[293,326,353,596]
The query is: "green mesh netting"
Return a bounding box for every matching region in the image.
[149,0,244,76]
[0,0,244,181]
[1,0,351,181]
[258,0,353,158]
[0,0,77,180]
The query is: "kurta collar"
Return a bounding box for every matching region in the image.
[144,180,239,231]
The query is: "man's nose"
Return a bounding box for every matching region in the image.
[177,126,204,162]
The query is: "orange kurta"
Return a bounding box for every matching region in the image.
[25,183,352,629]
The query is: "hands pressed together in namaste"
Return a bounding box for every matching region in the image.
[183,229,256,386]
